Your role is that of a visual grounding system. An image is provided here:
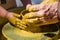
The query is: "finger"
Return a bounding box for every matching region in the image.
[25,18,40,24]
[23,11,45,19]
[23,12,37,19]
[26,4,31,11]
[44,3,53,12]
[49,1,58,13]
[43,3,57,19]
[44,1,58,19]
[33,3,52,18]
[52,13,58,19]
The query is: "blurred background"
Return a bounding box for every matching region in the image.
[0,0,43,9]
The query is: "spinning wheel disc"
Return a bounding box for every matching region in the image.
[2,23,59,40]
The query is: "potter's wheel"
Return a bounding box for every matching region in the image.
[2,23,59,40]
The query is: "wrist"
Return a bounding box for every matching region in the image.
[6,12,13,19]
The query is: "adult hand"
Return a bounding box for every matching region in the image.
[23,1,59,27]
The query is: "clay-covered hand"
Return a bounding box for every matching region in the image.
[23,1,59,27]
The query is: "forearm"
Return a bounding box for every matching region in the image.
[0,6,8,18]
